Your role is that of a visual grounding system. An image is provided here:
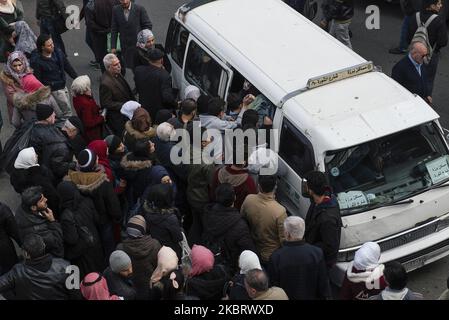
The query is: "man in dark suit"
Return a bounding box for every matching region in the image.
[134,49,178,120]
[100,53,135,136]
[110,0,152,71]
[392,41,432,104]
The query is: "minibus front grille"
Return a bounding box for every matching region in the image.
[337,218,449,262]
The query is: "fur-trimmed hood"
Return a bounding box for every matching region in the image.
[0,70,20,88]
[13,86,52,111]
[346,262,385,285]
[64,170,109,194]
[120,153,153,171]
[124,121,156,140]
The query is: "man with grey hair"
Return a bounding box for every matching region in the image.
[267,216,331,300]
[392,41,432,104]
[244,269,288,300]
[100,53,135,135]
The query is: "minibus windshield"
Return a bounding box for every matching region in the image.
[325,122,449,215]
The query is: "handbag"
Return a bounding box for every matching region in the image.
[50,0,70,34]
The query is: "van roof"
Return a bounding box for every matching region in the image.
[180,0,439,152]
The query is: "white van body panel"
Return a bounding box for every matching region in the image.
[170,0,449,283]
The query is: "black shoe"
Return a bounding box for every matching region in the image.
[389,47,407,54]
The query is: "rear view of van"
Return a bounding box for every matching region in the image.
[165,0,449,285]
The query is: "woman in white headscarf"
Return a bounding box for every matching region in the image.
[9,147,60,216]
[133,29,172,72]
[339,241,387,300]
[225,250,262,300]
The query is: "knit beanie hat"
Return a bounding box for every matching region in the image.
[126,215,147,238]
[36,104,54,121]
[77,149,97,172]
[109,250,132,273]
[104,135,122,154]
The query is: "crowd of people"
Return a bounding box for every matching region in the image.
[0,0,447,301]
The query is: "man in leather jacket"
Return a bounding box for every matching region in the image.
[0,234,72,300]
[320,0,354,49]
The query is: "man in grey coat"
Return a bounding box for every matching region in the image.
[110,0,152,71]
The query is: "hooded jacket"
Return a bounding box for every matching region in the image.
[64,170,122,225]
[142,203,183,259]
[122,235,161,300]
[304,194,342,268]
[184,264,229,300]
[30,123,73,181]
[11,85,60,128]
[123,120,156,153]
[202,203,257,272]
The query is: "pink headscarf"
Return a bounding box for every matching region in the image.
[80,272,121,300]
[189,245,214,277]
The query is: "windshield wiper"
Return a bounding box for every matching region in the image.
[376,198,414,208]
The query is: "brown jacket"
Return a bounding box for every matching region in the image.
[254,287,289,300]
[240,193,287,262]
[99,70,135,135]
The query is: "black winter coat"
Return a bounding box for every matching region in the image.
[407,10,448,53]
[268,240,331,300]
[104,266,137,300]
[0,254,71,300]
[10,166,60,217]
[0,203,21,276]
[392,55,430,100]
[15,205,64,258]
[64,170,122,225]
[142,205,183,259]
[202,203,257,273]
[36,0,65,19]
[132,45,172,73]
[121,235,161,300]
[322,0,354,21]
[29,123,73,181]
[184,265,229,300]
[134,64,178,120]
[59,198,105,278]
[30,48,78,91]
[304,195,342,268]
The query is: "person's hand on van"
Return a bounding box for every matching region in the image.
[319,19,328,29]
[427,96,433,105]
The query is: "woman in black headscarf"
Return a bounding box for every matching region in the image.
[57,181,105,277]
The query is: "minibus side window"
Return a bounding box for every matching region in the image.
[279,119,315,176]
[169,23,189,67]
[184,41,224,97]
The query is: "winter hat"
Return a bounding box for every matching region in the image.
[183,85,201,101]
[14,147,39,169]
[126,215,147,238]
[239,250,262,275]
[109,250,132,274]
[22,74,44,93]
[120,100,141,120]
[77,149,97,172]
[35,103,54,121]
[353,242,381,271]
[67,116,84,135]
[104,135,122,154]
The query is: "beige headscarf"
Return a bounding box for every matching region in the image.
[150,246,179,285]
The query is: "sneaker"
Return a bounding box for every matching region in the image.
[389,47,407,54]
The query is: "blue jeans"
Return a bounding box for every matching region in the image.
[40,17,66,55]
[399,15,410,51]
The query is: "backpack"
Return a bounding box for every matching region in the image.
[412,12,438,61]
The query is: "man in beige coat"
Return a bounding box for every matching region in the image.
[241,175,287,265]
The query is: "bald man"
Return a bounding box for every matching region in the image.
[391,41,432,104]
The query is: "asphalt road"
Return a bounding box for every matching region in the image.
[0,0,448,299]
